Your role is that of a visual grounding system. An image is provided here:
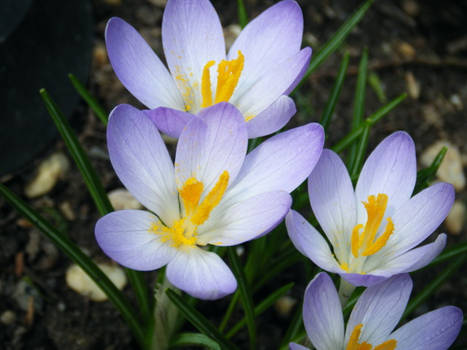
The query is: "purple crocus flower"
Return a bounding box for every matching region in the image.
[95,102,323,299]
[105,0,311,139]
[287,131,455,287]
[291,273,462,350]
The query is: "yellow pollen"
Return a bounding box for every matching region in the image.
[340,262,350,272]
[148,171,229,249]
[346,324,397,350]
[351,194,394,258]
[201,51,244,108]
[245,115,255,122]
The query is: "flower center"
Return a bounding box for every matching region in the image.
[346,324,397,350]
[201,51,244,108]
[149,171,229,248]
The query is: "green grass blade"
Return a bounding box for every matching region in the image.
[403,254,467,319]
[227,247,256,350]
[320,52,350,132]
[413,146,447,194]
[294,0,374,91]
[429,241,467,267]
[332,93,407,153]
[68,73,108,125]
[280,303,304,347]
[40,88,151,327]
[236,0,248,28]
[166,289,238,350]
[350,124,370,179]
[226,283,294,338]
[0,183,145,346]
[348,48,369,167]
[171,333,221,350]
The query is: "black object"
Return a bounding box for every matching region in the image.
[0,0,93,175]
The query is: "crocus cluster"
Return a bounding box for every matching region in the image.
[93,0,463,347]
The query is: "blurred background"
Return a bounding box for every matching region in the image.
[1,0,466,348]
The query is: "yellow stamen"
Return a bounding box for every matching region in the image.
[245,115,255,122]
[191,171,229,226]
[350,194,394,258]
[149,219,197,248]
[179,177,204,215]
[340,262,350,272]
[374,340,397,350]
[201,61,216,108]
[200,51,244,108]
[346,324,363,350]
[346,324,397,350]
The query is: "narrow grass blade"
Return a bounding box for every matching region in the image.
[294,0,374,91]
[236,0,248,28]
[280,303,304,348]
[414,146,447,194]
[0,183,145,346]
[166,289,238,350]
[320,51,350,132]
[332,93,407,153]
[227,247,256,350]
[226,283,294,338]
[68,73,108,125]
[429,241,467,267]
[368,72,387,103]
[348,48,369,167]
[40,88,151,327]
[171,333,221,350]
[349,124,370,179]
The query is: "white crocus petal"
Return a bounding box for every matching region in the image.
[166,247,237,300]
[391,306,463,350]
[107,104,179,225]
[303,273,345,350]
[95,210,177,271]
[345,274,412,346]
[355,131,416,221]
[175,103,247,191]
[197,191,291,246]
[286,210,342,274]
[308,149,356,263]
[162,0,226,111]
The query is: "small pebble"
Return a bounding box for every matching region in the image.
[108,188,143,210]
[405,71,420,99]
[421,140,466,191]
[93,42,108,68]
[25,153,70,198]
[66,263,127,302]
[16,218,33,228]
[396,41,416,60]
[445,201,465,235]
[402,0,420,16]
[449,94,463,110]
[0,310,16,325]
[224,24,241,50]
[275,296,297,318]
[59,201,76,221]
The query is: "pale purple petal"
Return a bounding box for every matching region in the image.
[232,48,311,118]
[198,191,291,246]
[144,107,192,138]
[175,103,247,191]
[340,273,388,287]
[246,95,296,139]
[105,17,183,109]
[166,247,237,300]
[384,182,454,255]
[162,0,225,110]
[95,210,176,271]
[309,149,356,263]
[391,306,463,350]
[289,343,310,350]
[355,131,416,221]
[345,274,412,346]
[286,210,341,274]
[228,123,324,202]
[303,273,345,350]
[229,0,304,82]
[107,104,179,224]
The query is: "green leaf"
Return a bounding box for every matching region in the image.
[68,73,108,125]
[429,241,467,267]
[293,0,374,91]
[227,247,256,350]
[348,48,369,167]
[368,72,387,103]
[236,0,248,28]
[332,93,407,153]
[171,333,221,350]
[414,146,447,194]
[40,88,151,329]
[349,124,370,179]
[0,183,145,347]
[320,51,350,132]
[166,289,238,350]
[226,282,294,338]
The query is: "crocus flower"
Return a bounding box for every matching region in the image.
[105,0,311,139]
[95,102,323,299]
[287,131,454,286]
[290,273,462,350]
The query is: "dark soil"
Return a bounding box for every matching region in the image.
[1,0,467,349]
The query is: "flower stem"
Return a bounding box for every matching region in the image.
[338,277,356,307]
